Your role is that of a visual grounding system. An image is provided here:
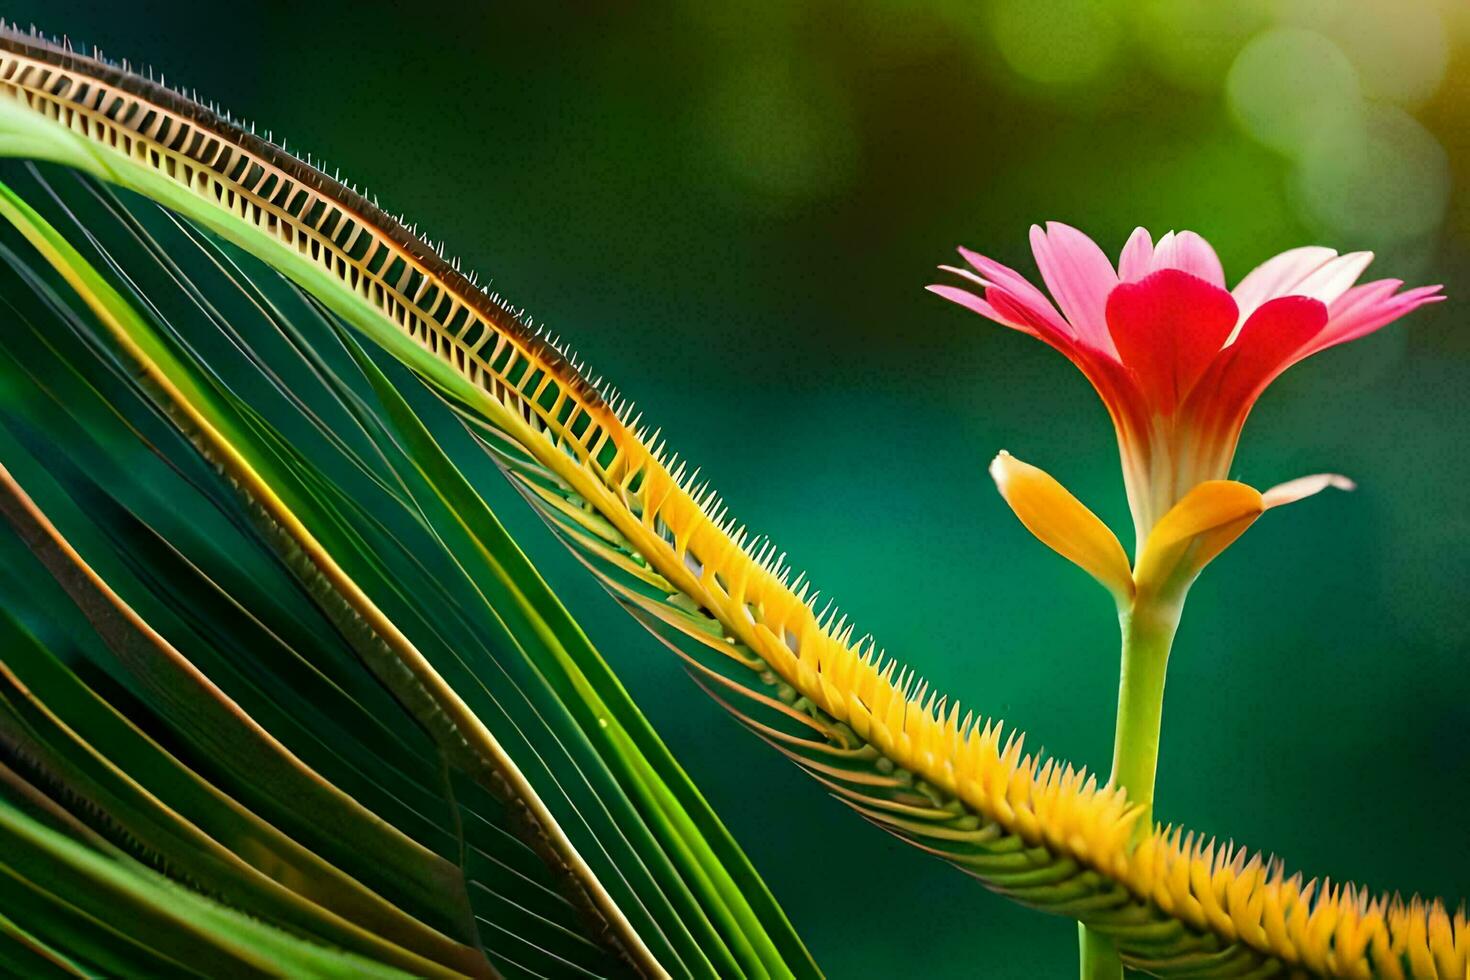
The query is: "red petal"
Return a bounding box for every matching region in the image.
[1105,269,1238,416]
[1219,295,1329,395]
[1184,294,1329,435]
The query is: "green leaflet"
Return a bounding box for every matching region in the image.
[0,907,90,979]
[0,173,644,976]
[0,160,815,978]
[0,203,599,975]
[0,778,414,980]
[0,600,475,978]
[327,304,813,980]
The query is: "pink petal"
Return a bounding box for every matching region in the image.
[1149,230,1225,288]
[1291,251,1374,305]
[986,287,1085,354]
[927,284,1007,323]
[1231,246,1338,323]
[937,263,987,288]
[957,248,1055,310]
[956,248,1074,338]
[1118,227,1155,282]
[1106,269,1239,416]
[1030,222,1120,355]
[1311,280,1403,346]
[927,280,1080,355]
[1300,280,1444,359]
[991,289,1150,438]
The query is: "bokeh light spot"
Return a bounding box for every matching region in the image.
[987,0,1121,88]
[1326,0,1449,106]
[1292,103,1449,244]
[1226,28,1361,159]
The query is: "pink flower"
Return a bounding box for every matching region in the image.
[930,224,1442,557]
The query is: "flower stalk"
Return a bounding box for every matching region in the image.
[1080,596,1182,978]
[1109,599,1181,838]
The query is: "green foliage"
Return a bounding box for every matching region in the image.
[0,163,813,979]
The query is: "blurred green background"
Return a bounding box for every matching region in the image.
[6,0,1469,975]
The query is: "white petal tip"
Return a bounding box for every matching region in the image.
[988,449,1013,482]
[1261,473,1355,510]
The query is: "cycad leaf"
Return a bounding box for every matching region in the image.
[330,319,810,978]
[0,234,597,976]
[0,180,640,976]
[0,123,815,978]
[0,25,1463,980]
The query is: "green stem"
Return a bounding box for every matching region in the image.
[1077,600,1182,979]
[1108,603,1179,833]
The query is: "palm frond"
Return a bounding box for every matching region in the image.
[0,75,818,978]
[0,24,1464,979]
[0,183,642,977]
